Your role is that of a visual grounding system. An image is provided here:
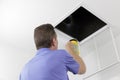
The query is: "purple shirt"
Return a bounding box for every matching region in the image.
[19,48,80,80]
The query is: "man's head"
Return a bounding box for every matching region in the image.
[34,24,58,50]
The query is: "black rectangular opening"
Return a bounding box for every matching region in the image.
[55,6,107,42]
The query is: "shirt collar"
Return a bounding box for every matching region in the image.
[36,48,50,55]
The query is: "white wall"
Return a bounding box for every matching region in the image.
[0,43,33,80]
[1,0,120,80]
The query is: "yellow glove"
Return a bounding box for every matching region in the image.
[70,39,80,55]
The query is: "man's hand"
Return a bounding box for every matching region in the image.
[65,41,86,74]
[65,41,75,55]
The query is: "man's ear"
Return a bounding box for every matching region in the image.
[50,37,58,50]
[52,38,56,46]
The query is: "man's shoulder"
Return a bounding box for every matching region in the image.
[53,49,69,56]
[55,49,66,53]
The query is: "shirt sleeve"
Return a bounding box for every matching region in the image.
[64,51,80,74]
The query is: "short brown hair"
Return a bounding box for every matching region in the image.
[34,24,56,50]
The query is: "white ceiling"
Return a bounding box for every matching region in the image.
[1,0,120,53]
[0,0,84,53]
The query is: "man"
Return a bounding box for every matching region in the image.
[19,24,86,80]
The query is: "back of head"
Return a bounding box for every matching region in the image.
[34,24,56,50]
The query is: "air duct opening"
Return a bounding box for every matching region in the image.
[55,6,107,42]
